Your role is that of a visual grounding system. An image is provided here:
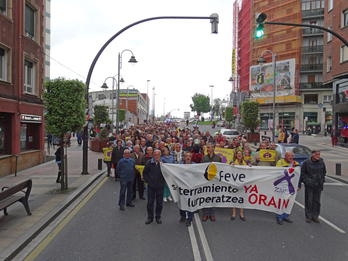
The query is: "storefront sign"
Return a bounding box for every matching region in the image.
[20,114,42,123]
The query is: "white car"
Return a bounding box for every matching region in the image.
[220,129,241,141]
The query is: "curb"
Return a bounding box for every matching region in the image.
[0,169,106,261]
[327,174,348,185]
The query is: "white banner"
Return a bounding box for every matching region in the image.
[161,163,300,214]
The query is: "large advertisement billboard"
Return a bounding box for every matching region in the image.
[250,58,296,99]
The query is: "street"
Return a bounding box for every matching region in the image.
[20,129,348,261]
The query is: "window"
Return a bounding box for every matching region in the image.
[0,47,6,81]
[327,25,332,42]
[25,4,35,40]
[343,9,348,27]
[328,0,333,12]
[324,95,332,103]
[327,57,332,72]
[0,0,6,15]
[304,94,318,104]
[341,45,348,63]
[24,60,35,94]
[110,93,117,99]
[98,94,106,100]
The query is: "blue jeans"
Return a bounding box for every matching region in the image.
[180,209,194,222]
[276,213,289,220]
[119,181,134,207]
[105,161,112,176]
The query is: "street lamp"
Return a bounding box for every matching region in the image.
[101,76,124,133]
[146,80,150,123]
[257,50,277,143]
[125,85,135,127]
[229,75,241,128]
[152,86,156,123]
[168,108,179,118]
[209,85,214,117]
[163,98,166,116]
[117,49,137,133]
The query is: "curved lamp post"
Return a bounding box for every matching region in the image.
[117,50,137,133]
[257,50,276,143]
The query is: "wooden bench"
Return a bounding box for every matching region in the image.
[0,179,32,216]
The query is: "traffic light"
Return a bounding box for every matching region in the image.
[255,13,267,39]
[210,13,219,34]
[257,73,264,84]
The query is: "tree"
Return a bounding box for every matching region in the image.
[224,107,234,124]
[189,93,211,116]
[43,78,86,190]
[119,109,125,122]
[241,101,262,133]
[211,98,221,118]
[94,105,109,126]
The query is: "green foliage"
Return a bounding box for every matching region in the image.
[94,105,109,126]
[211,98,222,117]
[42,78,86,138]
[119,109,125,122]
[189,93,211,115]
[241,101,262,133]
[224,107,234,122]
[99,127,110,141]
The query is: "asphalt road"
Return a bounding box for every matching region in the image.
[24,175,348,261]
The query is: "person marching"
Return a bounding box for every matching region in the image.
[103,141,114,177]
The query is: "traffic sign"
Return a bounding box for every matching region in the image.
[237,113,240,118]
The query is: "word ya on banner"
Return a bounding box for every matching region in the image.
[161,163,300,215]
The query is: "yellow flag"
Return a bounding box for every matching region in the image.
[214,148,234,164]
[259,149,276,161]
[204,146,207,155]
[177,127,180,136]
[135,165,147,185]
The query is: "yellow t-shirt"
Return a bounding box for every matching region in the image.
[234,159,247,165]
[103,147,113,162]
[276,159,299,167]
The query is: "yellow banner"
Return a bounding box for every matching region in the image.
[214,148,234,164]
[177,127,180,136]
[244,156,252,161]
[259,149,276,161]
[232,49,236,75]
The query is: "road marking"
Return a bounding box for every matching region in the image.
[324,183,348,186]
[194,213,214,261]
[326,176,348,185]
[188,222,202,261]
[24,176,109,261]
[294,200,346,234]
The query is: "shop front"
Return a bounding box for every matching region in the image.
[332,79,348,147]
[278,112,295,130]
[260,113,274,130]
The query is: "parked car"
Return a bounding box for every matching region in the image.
[220,128,241,141]
[275,144,312,165]
[217,120,226,127]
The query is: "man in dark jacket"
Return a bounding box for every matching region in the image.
[130,145,146,200]
[300,150,326,223]
[290,129,299,144]
[143,150,165,225]
[111,140,125,181]
[116,150,135,210]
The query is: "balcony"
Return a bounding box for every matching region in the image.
[302,28,323,36]
[302,45,323,54]
[299,82,326,89]
[300,64,323,72]
[302,9,324,18]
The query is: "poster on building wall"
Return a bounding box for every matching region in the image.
[249,58,296,99]
[232,49,236,76]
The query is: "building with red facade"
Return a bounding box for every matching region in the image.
[0,0,49,176]
[323,0,348,145]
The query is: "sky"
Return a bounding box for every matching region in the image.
[50,0,234,119]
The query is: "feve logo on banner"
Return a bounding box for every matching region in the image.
[204,164,217,181]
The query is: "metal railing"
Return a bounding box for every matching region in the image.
[299,82,324,89]
[300,64,323,71]
[0,154,18,176]
[302,28,323,35]
[302,45,323,53]
[302,9,324,17]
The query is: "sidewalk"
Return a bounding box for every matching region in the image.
[0,138,106,260]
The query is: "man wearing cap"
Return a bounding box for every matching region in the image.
[300,150,326,224]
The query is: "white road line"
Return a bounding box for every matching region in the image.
[326,176,348,184]
[188,223,202,261]
[294,200,346,234]
[324,183,348,186]
[194,213,214,261]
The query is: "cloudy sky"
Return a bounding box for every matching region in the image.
[50,0,234,118]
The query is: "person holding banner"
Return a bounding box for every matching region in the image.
[103,142,114,177]
[275,151,300,225]
[161,147,174,202]
[201,143,222,222]
[178,151,196,226]
[230,149,252,221]
[251,143,278,166]
[143,150,165,225]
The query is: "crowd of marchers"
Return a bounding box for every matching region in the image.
[73,121,326,227]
